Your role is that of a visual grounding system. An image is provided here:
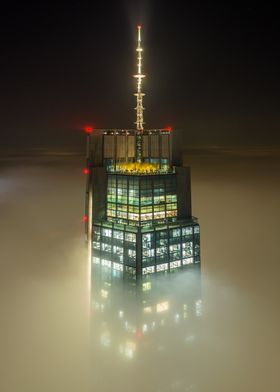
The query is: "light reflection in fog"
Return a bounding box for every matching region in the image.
[90,263,202,361]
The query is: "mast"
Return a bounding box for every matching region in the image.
[133,25,145,162]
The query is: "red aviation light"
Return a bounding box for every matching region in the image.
[135,329,143,338]
[82,215,89,222]
[84,126,93,134]
[164,126,173,132]
[83,168,90,175]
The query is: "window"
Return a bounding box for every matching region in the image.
[183,257,193,265]
[182,227,192,236]
[102,243,111,252]
[182,242,193,257]
[125,232,136,242]
[101,259,112,268]
[142,282,152,291]
[143,249,155,257]
[113,245,123,255]
[170,260,181,269]
[154,195,165,204]
[156,246,167,256]
[171,228,181,237]
[113,230,124,240]
[113,262,123,271]
[93,241,100,250]
[142,266,155,275]
[156,263,168,272]
[102,228,112,237]
[170,244,181,252]
[128,213,139,221]
[128,249,136,258]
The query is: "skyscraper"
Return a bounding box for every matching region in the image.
[85,26,200,280]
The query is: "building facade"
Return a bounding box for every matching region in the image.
[85,27,200,280]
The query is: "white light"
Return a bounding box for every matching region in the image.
[100,289,108,299]
[157,301,169,313]
[195,299,203,317]
[142,324,148,333]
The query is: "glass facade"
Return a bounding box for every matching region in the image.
[92,221,200,277]
[106,174,178,226]
[88,129,201,278]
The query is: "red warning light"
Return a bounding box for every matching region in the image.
[165,126,173,132]
[83,168,90,175]
[84,126,93,134]
[138,24,142,29]
[82,215,89,222]
[135,329,143,338]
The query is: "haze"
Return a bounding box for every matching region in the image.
[1,148,279,391]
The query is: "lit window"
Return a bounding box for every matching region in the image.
[142,266,155,275]
[141,213,153,221]
[113,262,123,271]
[93,257,100,264]
[195,299,202,317]
[182,257,193,265]
[113,230,124,240]
[93,241,100,250]
[166,210,177,217]
[143,248,154,257]
[154,211,165,220]
[156,247,167,256]
[100,289,109,298]
[143,233,152,242]
[194,226,200,234]
[101,243,111,252]
[128,213,139,221]
[170,244,181,252]
[102,228,112,237]
[170,260,181,269]
[156,301,169,313]
[142,281,151,291]
[182,242,193,256]
[128,249,136,257]
[156,263,168,272]
[113,245,123,255]
[125,232,136,242]
[172,228,181,237]
[101,259,112,268]
[182,227,192,236]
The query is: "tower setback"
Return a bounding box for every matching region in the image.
[85,26,200,280]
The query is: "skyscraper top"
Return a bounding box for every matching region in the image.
[133,25,145,131]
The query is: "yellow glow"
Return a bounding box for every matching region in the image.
[143,306,152,314]
[116,162,160,174]
[133,25,145,130]
[142,281,152,291]
[156,301,169,313]
[100,289,108,299]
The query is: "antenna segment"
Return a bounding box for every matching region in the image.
[134,25,145,131]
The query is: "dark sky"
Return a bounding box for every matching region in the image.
[1,0,279,150]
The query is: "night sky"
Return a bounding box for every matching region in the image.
[1,0,279,150]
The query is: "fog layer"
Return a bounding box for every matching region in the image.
[0,150,279,392]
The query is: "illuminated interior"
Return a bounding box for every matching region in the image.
[106,174,178,226]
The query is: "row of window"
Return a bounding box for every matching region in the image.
[92,257,195,274]
[107,193,177,205]
[107,209,177,221]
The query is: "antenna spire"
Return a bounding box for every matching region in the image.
[133,25,145,131]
